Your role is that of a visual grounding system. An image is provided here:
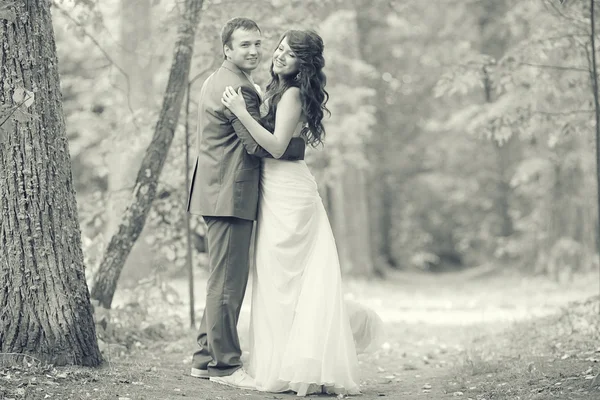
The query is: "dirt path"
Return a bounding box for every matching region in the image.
[125,270,599,400]
[2,271,599,399]
[131,321,475,400]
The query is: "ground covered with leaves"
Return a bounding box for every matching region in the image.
[1,270,599,399]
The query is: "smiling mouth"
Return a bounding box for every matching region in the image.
[274,60,285,67]
[247,58,258,62]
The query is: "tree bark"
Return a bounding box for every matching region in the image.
[90,0,204,309]
[0,0,101,366]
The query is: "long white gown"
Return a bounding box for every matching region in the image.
[246,155,362,397]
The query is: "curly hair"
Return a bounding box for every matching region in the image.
[261,30,330,147]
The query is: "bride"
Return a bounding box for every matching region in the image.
[221,29,383,397]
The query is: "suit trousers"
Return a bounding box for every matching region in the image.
[192,216,254,377]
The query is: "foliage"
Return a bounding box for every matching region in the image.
[307,10,378,183]
[346,0,599,273]
[431,0,598,274]
[53,0,374,279]
[93,274,187,355]
[53,0,599,280]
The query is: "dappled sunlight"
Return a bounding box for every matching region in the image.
[344,271,600,325]
[4,0,600,398]
[159,269,599,331]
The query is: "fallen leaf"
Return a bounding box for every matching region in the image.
[12,88,25,104]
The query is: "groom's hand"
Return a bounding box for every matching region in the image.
[227,85,274,158]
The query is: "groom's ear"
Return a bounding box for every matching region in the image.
[223,44,232,59]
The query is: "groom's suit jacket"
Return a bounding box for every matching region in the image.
[187,60,305,220]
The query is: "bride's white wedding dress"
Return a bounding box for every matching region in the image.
[246,154,369,396]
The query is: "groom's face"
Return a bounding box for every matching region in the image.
[224,28,262,73]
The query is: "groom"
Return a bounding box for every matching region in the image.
[186,17,305,389]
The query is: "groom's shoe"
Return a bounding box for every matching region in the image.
[190,368,209,379]
[210,368,256,390]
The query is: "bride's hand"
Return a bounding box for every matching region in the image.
[221,86,247,116]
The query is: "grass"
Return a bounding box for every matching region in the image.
[1,270,600,399]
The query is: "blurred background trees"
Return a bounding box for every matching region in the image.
[52,0,599,292]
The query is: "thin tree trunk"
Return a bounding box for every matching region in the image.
[355,4,396,272]
[330,167,374,276]
[90,0,205,309]
[184,79,195,328]
[589,0,600,312]
[321,9,375,277]
[0,0,101,366]
[103,0,154,284]
[479,0,516,238]
[582,0,600,382]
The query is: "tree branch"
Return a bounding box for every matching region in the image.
[90,0,205,309]
[533,109,595,117]
[50,1,139,131]
[519,62,590,72]
[0,94,30,128]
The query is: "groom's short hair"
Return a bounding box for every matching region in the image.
[221,17,261,58]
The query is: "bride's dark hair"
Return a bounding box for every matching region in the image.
[261,29,330,147]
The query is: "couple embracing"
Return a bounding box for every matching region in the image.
[187,17,382,397]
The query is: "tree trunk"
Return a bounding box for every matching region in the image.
[0,0,101,366]
[90,0,204,309]
[355,3,397,271]
[479,0,516,238]
[104,0,154,284]
[589,0,600,301]
[330,167,375,276]
[323,10,376,277]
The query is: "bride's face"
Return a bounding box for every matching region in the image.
[272,37,299,77]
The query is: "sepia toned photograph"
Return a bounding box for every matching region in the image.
[1,0,600,398]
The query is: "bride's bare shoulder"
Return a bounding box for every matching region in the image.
[276,86,302,115]
[281,86,301,100]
